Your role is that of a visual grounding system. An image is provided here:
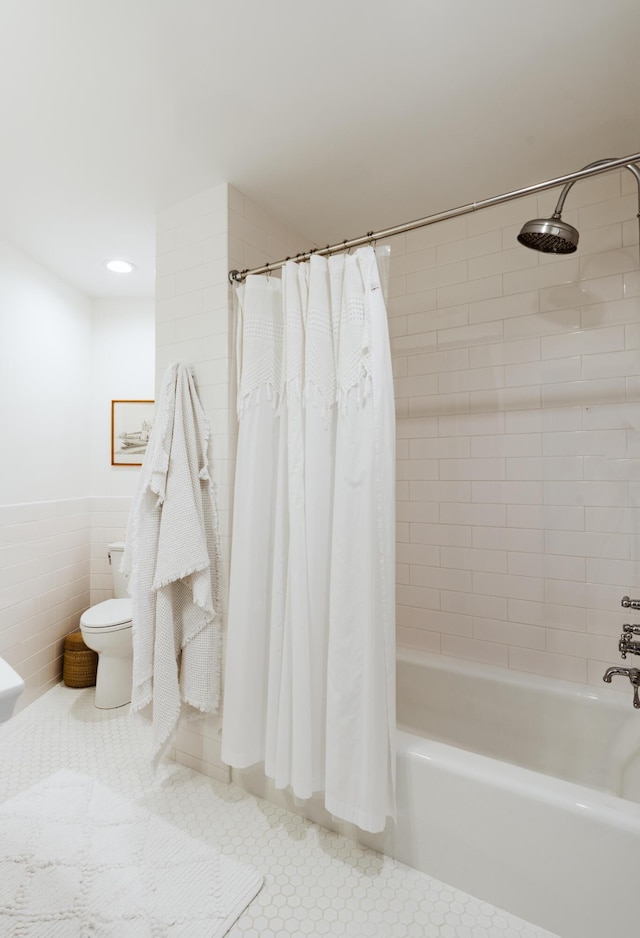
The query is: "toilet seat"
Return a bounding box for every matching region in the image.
[80,599,132,633]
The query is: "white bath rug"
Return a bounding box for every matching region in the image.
[0,770,263,937]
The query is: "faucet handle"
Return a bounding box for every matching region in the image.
[619,632,640,658]
[622,596,640,610]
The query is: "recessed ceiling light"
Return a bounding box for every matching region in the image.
[104,259,136,274]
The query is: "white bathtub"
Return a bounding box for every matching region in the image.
[234,649,640,938]
[366,649,640,938]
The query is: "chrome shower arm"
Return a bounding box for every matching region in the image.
[550,157,640,264]
[624,165,640,265]
[553,158,640,220]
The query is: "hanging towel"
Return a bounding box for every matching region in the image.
[122,362,221,762]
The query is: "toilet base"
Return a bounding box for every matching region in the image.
[94,653,133,710]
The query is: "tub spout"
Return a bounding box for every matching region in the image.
[603,666,634,682]
[603,666,640,708]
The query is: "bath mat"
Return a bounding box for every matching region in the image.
[0,770,262,937]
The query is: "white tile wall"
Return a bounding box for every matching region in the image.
[0,496,132,710]
[390,168,640,687]
[89,496,132,606]
[153,171,639,726]
[0,499,91,708]
[155,183,231,782]
[154,184,311,782]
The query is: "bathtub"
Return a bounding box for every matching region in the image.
[234,649,640,938]
[364,649,640,938]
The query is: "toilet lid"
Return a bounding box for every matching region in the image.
[81,598,132,629]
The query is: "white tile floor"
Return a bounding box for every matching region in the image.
[0,684,560,938]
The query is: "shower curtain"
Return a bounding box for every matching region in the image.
[221,245,395,834]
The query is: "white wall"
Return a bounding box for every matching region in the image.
[154,183,310,781]
[155,182,231,780]
[389,168,640,687]
[89,298,155,606]
[90,298,155,497]
[0,239,92,503]
[0,239,93,705]
[152,170,639,774]
[0,239,155,706]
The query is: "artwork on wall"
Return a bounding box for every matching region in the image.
[111,400,155,466]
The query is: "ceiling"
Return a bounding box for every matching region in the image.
[0,0,639,298]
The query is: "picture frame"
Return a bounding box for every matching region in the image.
[111,399,155,466]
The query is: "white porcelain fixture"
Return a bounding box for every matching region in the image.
[0,657,24,722]
[236,647,640,938]
[80,542,132,709]
[372,650,640,938]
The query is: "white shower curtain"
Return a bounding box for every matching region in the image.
[221,245,395,833]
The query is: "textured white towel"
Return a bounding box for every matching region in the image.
[122,362,221,761]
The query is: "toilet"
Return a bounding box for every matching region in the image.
[80,542,133,709]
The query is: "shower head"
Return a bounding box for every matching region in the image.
[517,158,640,258]
[517,215,579,254]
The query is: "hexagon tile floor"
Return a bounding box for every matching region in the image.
[0,685,560,938]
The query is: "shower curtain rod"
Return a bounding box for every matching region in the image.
[228,150,640,284]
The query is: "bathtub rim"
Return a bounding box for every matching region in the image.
[396,645,630,711]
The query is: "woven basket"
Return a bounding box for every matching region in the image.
[63,630,98,688]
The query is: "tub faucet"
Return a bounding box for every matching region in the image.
[603,666,640,708]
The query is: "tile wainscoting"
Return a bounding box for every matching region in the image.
[0,496,131,710]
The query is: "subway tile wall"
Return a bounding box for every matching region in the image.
[153,171,638,752]
[0,499,91,709]
[389,168,640,686]
[89,496,133,606]
[154,183,310,781]
[155,182,231,782]
[0,496,135,711]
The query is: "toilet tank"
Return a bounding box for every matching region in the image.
[108,542,128,598]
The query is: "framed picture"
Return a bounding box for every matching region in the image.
[111,400,155,466]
